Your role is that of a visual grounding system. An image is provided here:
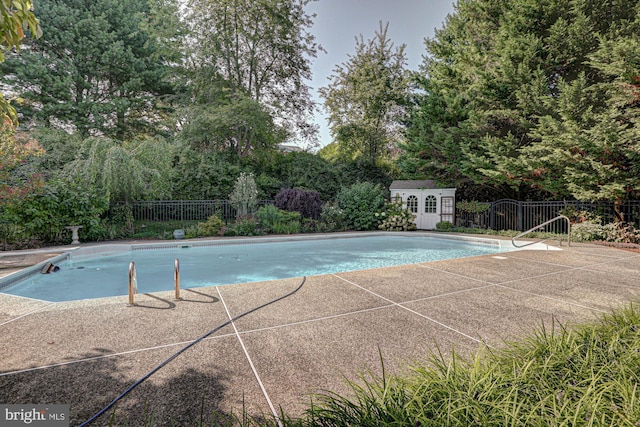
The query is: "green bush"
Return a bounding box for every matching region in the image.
[435,221,454,231]
[377,200,417,231]
[603,222,640,244]
[318,202,347,232]
[1,177,110,244]
[571,220,606,242]
[196,214,225,237]
[336,182,385,231]
[456,200,491,213]
[255,204,301,234]
[229,215,261,236]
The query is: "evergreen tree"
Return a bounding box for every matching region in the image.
[1,0,174,138]
[401,0,640,203]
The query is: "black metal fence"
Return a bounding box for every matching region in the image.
[124,200,274,225]
[123,198,640,234]
[456,199,640,233]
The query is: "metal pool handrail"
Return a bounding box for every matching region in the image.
[512,214,571,248]
[128,261,138,306]
[174,258,181,301]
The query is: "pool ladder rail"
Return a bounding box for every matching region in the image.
[128,259,182,306]
[511,214,571,248]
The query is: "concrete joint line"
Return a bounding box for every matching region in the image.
[492,284,609,314]
[236,304,396,336]
[215,288,283,427]
[331,274,489,348]
[415,263,495,285]
[0,303,55,327]
[0,333,238,378]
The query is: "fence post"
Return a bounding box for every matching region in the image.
[489,202,495,230]
[517,201,523,231]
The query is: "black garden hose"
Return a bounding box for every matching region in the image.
[79,276,307,426]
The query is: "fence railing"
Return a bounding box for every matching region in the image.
[456,199,640,233]
[122,200,274,225]
[121,198,640,234]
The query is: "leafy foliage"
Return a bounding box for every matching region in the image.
[1,0,173,137]
[1,177,109,244]
[186,0,320,147]
[196,214,225,237]
[287,304,640,426]
[255,204,301,234]
[320,22,410,163]
[376,200,416,231]
[274,188,323,220]
[62,136,173,202]
[318,202,347,233]
[401,0,640,203]
[229,172,258,217]
[336,182,385,231]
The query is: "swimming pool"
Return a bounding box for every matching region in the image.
[1,233,514,302]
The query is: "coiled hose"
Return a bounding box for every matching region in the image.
[79,276,307,426]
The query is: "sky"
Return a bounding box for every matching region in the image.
[304,0,457,149]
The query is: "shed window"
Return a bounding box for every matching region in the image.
[407,195,418,213]
[425,195,437,213]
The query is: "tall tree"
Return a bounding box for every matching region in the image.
[0,0,41,124]
[185,0,320,154]
[320,22,410,164]
[1,0,174,138]
[401,0,640,204]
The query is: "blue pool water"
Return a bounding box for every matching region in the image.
[2,235,510,302]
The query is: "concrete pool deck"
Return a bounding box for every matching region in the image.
[1,235,639,425]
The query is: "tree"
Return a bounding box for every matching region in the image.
[185,0,321,152]
[401,0,640,204]
[0,0,41,124]
[61,136,174,202]
[179,93,283,158]
[1,0,174,138]
[320,22,410,164]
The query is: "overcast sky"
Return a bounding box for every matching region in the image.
[305,0,457,149]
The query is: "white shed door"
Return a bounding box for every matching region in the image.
[417,194,439,229]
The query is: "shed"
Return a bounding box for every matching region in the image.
[389,180,456,230]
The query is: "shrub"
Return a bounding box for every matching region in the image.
[602,222,640,244]
[230,215,261,236]
[1,177,110,244]
[435,221,454,231]
[196,214,225,237]
[456,200,490,213]
[377,200,417,231]
[106,203,134,238]
[229,172,258,217]
[336,182,385,231]
[571,220,606,242]
[274,188,323,219]
[318,202,347,232]
[255,204,301,234]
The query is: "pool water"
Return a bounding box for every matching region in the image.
[2,235,510,302]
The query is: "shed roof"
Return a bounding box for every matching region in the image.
[389,180,438,190]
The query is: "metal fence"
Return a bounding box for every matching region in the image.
[123,200,274,224]
[456,199,640,233]
[122,198,640,234]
